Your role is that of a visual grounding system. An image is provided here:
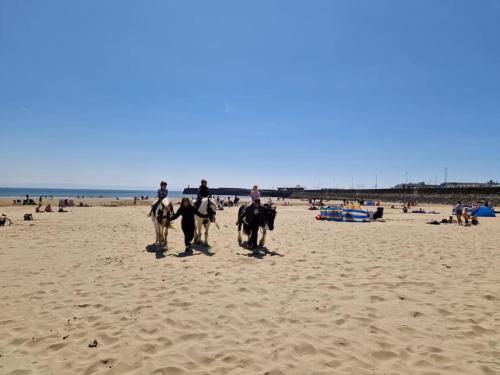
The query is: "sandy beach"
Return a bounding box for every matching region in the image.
[1,202,499,374]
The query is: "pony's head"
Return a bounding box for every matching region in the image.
[263,204,277,231]
[206,198,217,222]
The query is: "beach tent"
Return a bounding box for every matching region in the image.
[343,208,371,222]
[473,206,496,217]
[320,206,343,221]
[319,206,371,222]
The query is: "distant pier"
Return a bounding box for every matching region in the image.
[183,186,500,204]
[182,187,291,198]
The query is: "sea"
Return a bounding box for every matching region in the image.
[0,187,187,199]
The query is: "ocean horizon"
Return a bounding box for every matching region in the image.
[0,187,186,199]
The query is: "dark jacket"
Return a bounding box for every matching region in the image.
[171,205,206,226]
[157,188,168,199]
[197,185,211,200]
[239,204,264,226]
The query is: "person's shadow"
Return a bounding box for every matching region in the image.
[174,243,215,258]
[237,243,283,259]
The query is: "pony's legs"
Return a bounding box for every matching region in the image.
[203,223,209,245]
[237,229,242,245]
[259,228,267,247]
[194,220,201,244]
[155,222,161,244]
[159,225,164,247]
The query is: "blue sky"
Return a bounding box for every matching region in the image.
[1,0,499,190]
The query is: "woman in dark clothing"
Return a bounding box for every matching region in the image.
[170,198,207,254]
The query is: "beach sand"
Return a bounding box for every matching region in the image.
[1,202,499,374]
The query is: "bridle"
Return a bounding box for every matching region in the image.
[159,200,173,223]
[206,198,215,221]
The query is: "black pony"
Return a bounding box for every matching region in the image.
[237,203,276,248]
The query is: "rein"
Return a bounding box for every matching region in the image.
[206,198,220,229]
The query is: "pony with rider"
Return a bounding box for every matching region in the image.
[151,180,276,255]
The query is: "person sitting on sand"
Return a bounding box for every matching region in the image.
[150,181,168,216]
[45,204,53,212]
[169,198,208,254]
[462,209,476,226]
[250,185,261,202]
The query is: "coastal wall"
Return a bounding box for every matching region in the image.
[183,186,500,204]
[290,187,500,204]
[182,188,290,198]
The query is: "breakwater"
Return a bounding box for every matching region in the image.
[290,187,500,204]
[182,187,290,198]
[183,186,500,204]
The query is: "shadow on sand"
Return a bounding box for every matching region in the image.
[174,243,215,258]
[146,243,215,259]
[237,243,283,259]
[146,243,169,259]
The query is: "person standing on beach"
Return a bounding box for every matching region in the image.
[454,200,463,226]
[250,185,261,202]
[170,198,208,254]
[195,179,211,209]
[150,181,168,216]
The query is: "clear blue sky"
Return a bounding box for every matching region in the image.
[1,0,499,190]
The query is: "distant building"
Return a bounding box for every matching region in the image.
[277,185,305,192]
[485,180,500,187]
[440,181,500,188]
[393,182,438,189]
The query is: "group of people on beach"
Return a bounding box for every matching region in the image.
[454,201,480,226]
[151,180,268,253]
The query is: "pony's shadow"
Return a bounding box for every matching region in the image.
[145,244,170,259]
[174,243,215,258]
[238,243,283,259]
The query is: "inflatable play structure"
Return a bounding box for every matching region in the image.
[318,206,371,222]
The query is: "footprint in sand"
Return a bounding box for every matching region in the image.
[371,350,398,361]
[483,294,497,301]
[151,366,185,375]
[370,295,385,303]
